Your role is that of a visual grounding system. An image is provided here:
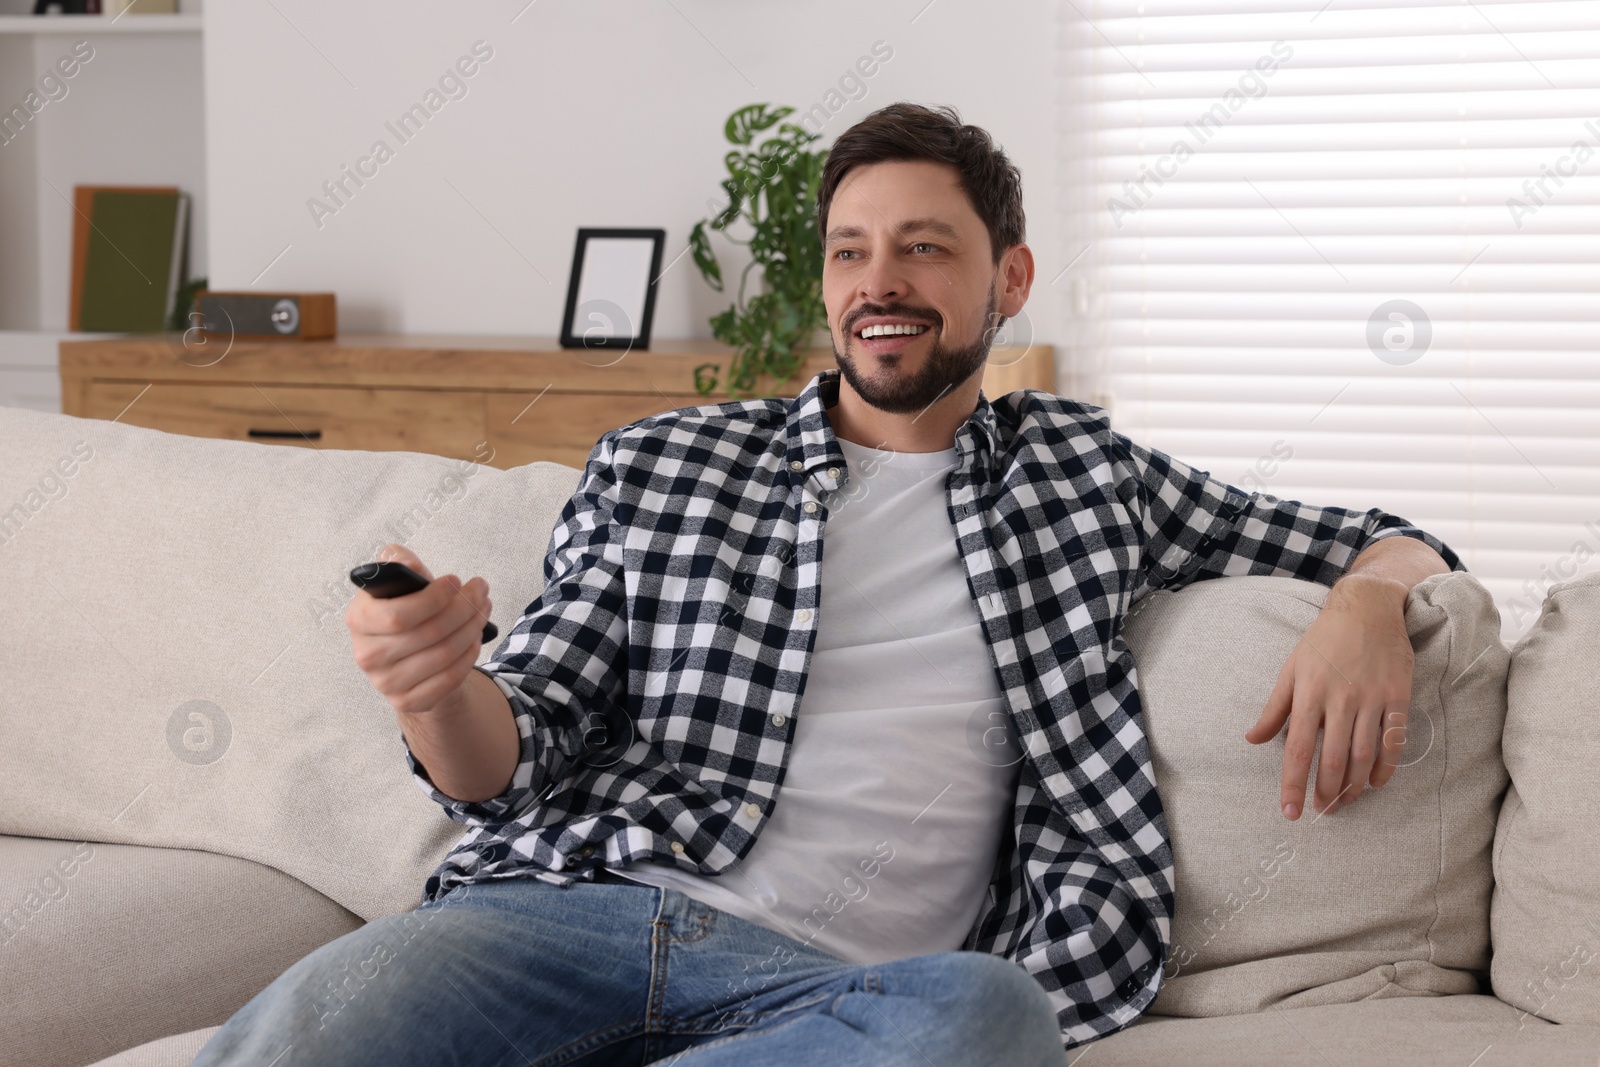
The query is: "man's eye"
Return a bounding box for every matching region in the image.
[911,243,939,254]
[835,249,859,261]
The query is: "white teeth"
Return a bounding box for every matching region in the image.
[858,323,930,339]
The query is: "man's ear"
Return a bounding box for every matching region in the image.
[996,242,1035,319]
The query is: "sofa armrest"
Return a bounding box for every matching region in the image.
[0,835,363,1067]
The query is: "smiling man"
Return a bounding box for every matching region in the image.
[194,103,1462,1066]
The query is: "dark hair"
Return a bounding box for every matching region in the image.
[816,102,1025,265]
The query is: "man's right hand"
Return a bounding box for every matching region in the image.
[346,543,494,717]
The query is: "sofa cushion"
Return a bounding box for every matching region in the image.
[0,835,361,1067]
[1089,995,1600,1066]
[0,407,582,921]
[1492,571,1600,1025]
[1121,572,1509,1016]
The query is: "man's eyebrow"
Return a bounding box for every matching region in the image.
[824,217,963,247]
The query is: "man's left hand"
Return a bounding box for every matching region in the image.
[1245,572,1416,820]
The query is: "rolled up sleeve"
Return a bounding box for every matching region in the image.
[1114,432,1464,595]
[405,429,633,827]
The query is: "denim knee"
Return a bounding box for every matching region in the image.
[927,952,1064,1066]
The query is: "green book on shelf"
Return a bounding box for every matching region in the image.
[73,186,188,333]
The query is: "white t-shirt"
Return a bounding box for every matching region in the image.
[611,435,1022,964]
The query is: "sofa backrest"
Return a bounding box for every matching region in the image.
[0,406,581,920]
[1493,570,1600,1025]
[1122,572,1510,1016]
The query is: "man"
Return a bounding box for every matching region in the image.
[195,103,1460,1065]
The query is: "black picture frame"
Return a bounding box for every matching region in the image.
[559,227,666,351]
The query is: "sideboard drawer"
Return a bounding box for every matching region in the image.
[82,382,488,458]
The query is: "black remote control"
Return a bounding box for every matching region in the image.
[349,561,498,644]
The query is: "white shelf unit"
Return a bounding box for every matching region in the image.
[0,13,202,33]
[0,329,127,411]
[0,0,205,413]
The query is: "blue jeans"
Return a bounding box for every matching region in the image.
[193,872,1066,1066]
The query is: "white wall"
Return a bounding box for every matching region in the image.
[202,0,1064,367]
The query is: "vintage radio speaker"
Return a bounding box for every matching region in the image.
[193,291,337,341]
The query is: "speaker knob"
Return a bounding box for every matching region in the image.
[270,299,300,335]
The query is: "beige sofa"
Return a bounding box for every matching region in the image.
[2,404,1597,1066]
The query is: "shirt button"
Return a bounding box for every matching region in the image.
[795,608,812,623]
[789,459,804,471]
[670,841,685,855]
[827,466,840,478]
[744,802,761,818]
[803,501,818,514]
[772,713,788,727]
[579,845,595,858]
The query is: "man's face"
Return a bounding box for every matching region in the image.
[822,160,1008,415]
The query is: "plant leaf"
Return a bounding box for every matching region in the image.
[709,178,743,231]
[775,121,819,145]
[709,306,739,346]
[688,221,722,292]
[725,103,789,147]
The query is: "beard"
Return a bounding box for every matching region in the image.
[833,284,1001,416]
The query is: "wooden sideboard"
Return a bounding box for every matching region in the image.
[58,335,1055,470]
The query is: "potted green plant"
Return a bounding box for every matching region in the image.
[689,103,829,399]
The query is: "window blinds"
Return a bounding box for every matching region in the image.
[1057,0,1600,639]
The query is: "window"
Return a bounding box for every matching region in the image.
[1058,1,1600,638]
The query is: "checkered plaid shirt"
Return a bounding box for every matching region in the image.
[406,367,1461,1048]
